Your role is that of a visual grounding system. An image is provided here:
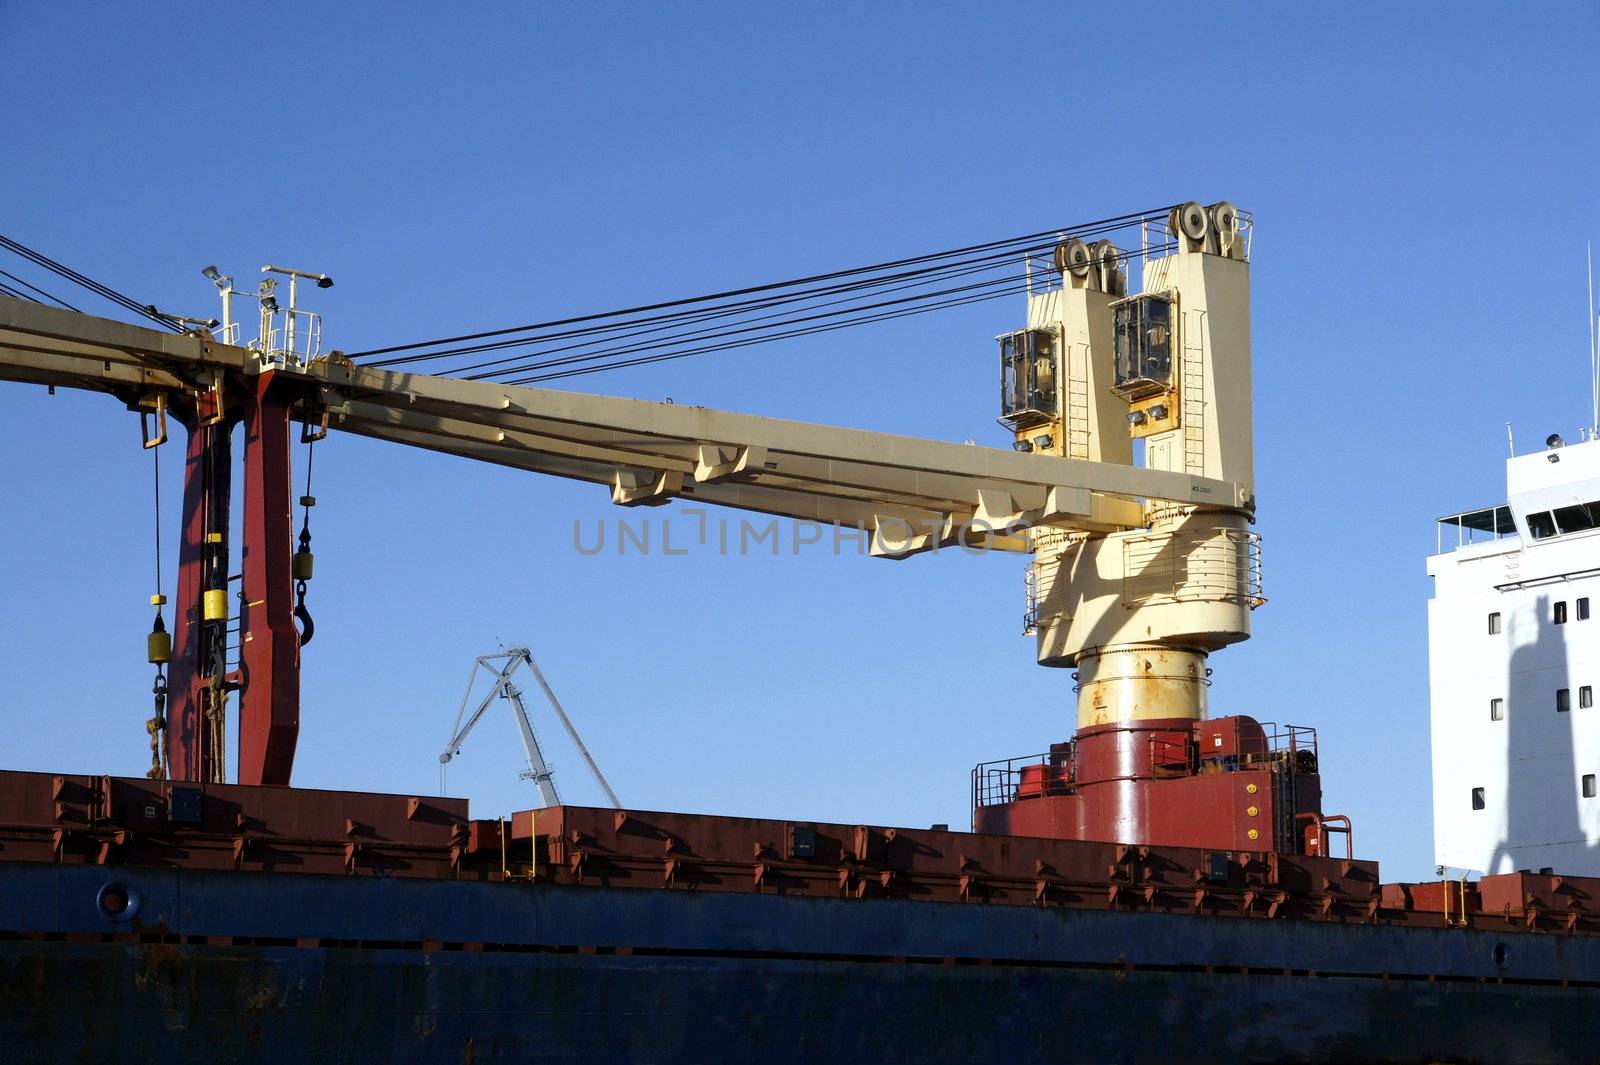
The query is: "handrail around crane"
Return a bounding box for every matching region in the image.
[1296,812,1353,860]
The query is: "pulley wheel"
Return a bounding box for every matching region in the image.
[1177,201,1208,241]
[1055,238,1091,277]
[1210,201,1238,236]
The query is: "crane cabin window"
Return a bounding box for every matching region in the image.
[997,329,1059,429]
[1110,294,1174,400]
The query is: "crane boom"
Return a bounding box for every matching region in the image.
[0,294,1241,558]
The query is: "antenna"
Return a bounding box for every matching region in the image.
[1589,242,1597,439]
[1505,422,1516,458]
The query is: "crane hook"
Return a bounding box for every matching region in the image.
[294,580,315,647]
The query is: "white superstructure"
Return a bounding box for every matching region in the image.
[1430,435,1600,875]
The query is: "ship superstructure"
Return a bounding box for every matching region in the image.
[1430,434,1600,875]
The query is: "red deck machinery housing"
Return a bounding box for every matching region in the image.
[973,716,1350,857]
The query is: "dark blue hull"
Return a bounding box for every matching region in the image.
[4,861,1599,1063]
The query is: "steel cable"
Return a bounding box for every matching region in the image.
[350,205,1179,365]
[0,267,80,310]
[476,241,1154,384]
[0,232,182,331]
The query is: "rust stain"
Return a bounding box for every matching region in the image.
[133,939,189,1034]
[245,974,278,1010]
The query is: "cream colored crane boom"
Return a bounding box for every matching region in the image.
[0,294,1243,556]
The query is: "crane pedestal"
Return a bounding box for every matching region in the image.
[973,715,1341,856]
[164,371,301,787]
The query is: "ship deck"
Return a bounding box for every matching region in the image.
[8,770,1600,1062]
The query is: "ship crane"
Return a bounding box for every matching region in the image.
[0,200,1343,855]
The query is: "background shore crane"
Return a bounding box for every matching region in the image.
[438,646,620,808]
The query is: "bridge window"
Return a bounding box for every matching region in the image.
[1583,687,1593,709]
[1556,502,1600,535]
[1490,698,1505,721]
[1556,601,1569,624]
[1581,598,1591,621]
[1586,775,1597,799]
[1558,688,1571,713]
[1526,503,1600,541]
[1488,612,1502,635]
[1471,787,1486,810]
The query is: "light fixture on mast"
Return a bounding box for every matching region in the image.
[200,265,239,344]
[262,264,334,304]
[259,265,333,368]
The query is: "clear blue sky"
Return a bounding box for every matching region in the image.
[3,3,1597,881]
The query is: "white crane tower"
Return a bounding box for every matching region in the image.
[438,646,621,808]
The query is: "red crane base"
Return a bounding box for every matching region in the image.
[972,715,1346,856]
[164,372,301,787]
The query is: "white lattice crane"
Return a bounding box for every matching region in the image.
[438,646,620,809]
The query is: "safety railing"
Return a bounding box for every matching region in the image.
[1435,504,1517,554]
[1122,526,1263,608]
[225,573,245,675]
[1296,812,1353,860]
[259,307,323,367]
[1148,734,1193,777]
[972,752,1075,810]
[1023,563,1040,634]
[1261,721,1318,765]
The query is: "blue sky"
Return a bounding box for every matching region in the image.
[2,2,1597,881]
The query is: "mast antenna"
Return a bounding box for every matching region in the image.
[1588,242,1597,439]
